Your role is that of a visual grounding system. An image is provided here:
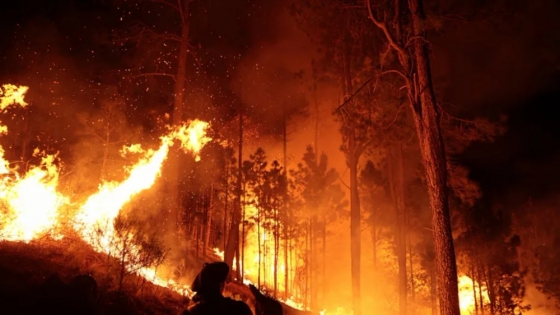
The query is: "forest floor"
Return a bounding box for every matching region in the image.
[0,236,255,315]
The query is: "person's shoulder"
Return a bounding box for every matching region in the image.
[177,309,191,315]
[224,297,252,314]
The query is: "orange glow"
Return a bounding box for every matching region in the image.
[0,84,29,110]
[72,119,210,295]
[458,274,490,315]
[0,83,211,296]
[0,85,68,242]
[0,84,475,315]
[213,202,352,315]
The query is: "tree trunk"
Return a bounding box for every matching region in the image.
[471,264,478,315]
[408,208,415,313]
[225,107,243,281]
[241,197,246,278]
[407,1,460,314]
[169,0,191,230]
[477,264,484,315]
[101,130,110,180]
[274,206,279,297]
[430,266,437,315]
[388,144,407,315]
[341,42,362,315]
[258,209,262,287]
[223,165,229,250]
[203,186,213,258]
[349,130,361,315]
[282,108,288,298]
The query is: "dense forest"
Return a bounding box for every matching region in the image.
[1,0,560,315]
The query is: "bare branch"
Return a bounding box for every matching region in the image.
[113,24,181,44]
[338,171,350,190]
[151,0,181,13]
[366,0,407,61]
[380,69,408,83]
[177,0,186,23]
[333,74,380,114]
[381,101,407,130]
[128,72,177,82]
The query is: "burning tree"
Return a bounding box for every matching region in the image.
[290,145,347,308]
[93,214,168,291]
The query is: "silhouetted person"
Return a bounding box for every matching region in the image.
[179,262,252,315]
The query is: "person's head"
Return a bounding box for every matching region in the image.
[191,261,230,296]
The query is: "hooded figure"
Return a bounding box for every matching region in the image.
[179,262,252,315]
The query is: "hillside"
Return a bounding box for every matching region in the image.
[0,237,256,315]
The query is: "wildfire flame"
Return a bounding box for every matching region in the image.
[72,121,209,295]
[0,83,211,296]
[0,84,485,315]
[0,85,67,242]
[458,274,490,315]
[0,84,29,110]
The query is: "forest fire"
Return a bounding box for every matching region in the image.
[0,84,209,295]
[2,0,560,314]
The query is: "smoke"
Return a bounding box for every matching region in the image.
[430,0,560,114]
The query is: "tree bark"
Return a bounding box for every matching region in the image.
[407,1,460,314]
[169,0,191,230]
[282,109,289,299]
[203,186,213,257]
[225,106,243,281]
[388,144,407,315]
[349,129,361,315]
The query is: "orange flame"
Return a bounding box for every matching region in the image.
[0,84,29,110]
[458,274,490,315]
[0,152,68,242]
[72,120,210,295]
[0,83,212,296]
[1,85,68,242]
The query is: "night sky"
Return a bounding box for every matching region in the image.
[1,0,560,207]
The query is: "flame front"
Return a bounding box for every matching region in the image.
[0,85,67,242]
[0,154,68,242]
[0,84,211,296]
[73,120,210,294]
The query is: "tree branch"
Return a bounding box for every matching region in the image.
[177,0,186,23]
[114,29,181,44]
[333,74,379,114]
[151,0,181,14]
[128,72,177,82]
[338,171,350,190]
[366,0,407,60]
[380,69,408,83]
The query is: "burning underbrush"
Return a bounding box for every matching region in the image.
[0,84,295,314]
